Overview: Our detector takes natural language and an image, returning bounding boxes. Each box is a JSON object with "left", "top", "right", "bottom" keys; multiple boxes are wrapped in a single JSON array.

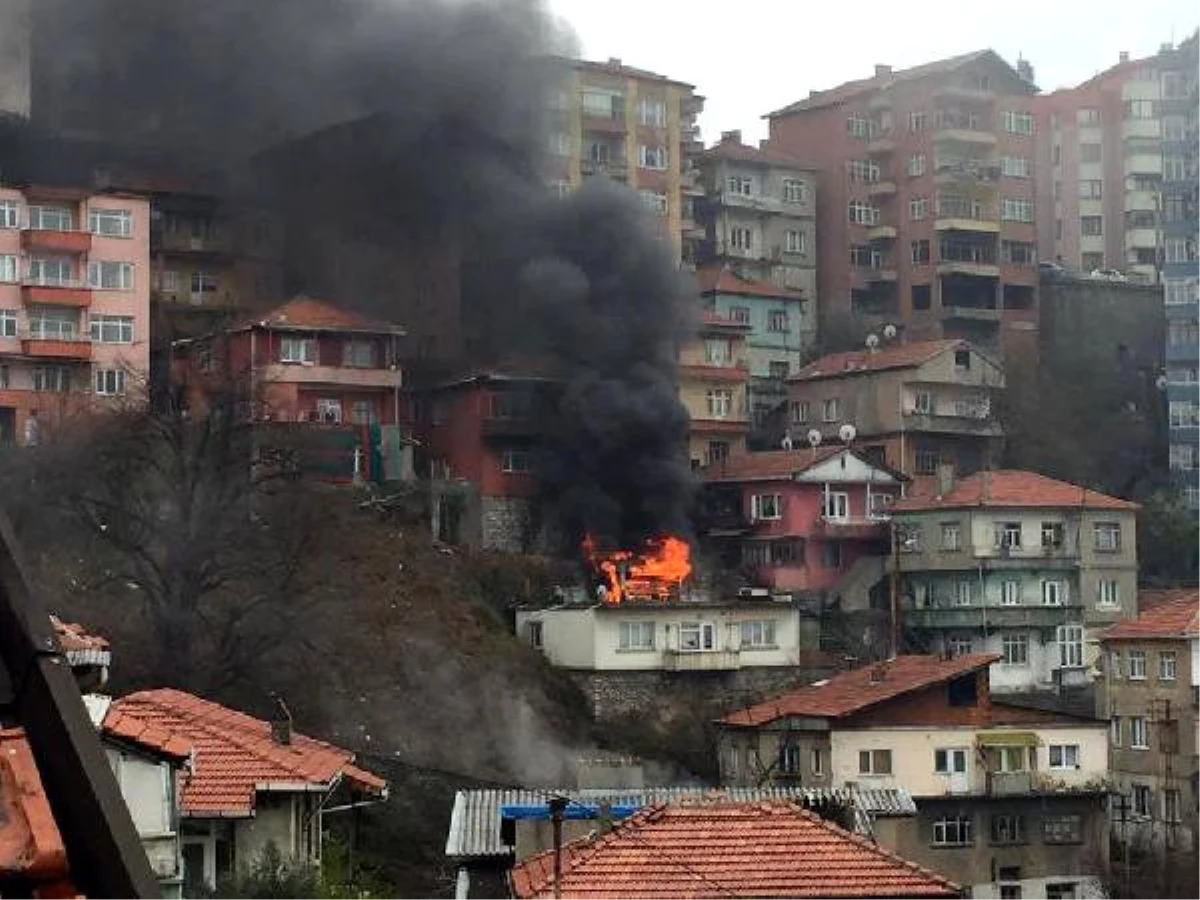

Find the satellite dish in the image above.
[
  {"left": 806, "top": 429, "right": 823, "bottom": 448},
  {"left": 781, "top": 433, "right": 794, "bottom": 450},
  {"left": 882, "top": 323, "right": 897, "bottom": 340},
  {"left": 865, "top": 333, "right": 880, "bottom": 349},
  {"left": 838, "top": 423, "right": 857, "bottom": 444}
]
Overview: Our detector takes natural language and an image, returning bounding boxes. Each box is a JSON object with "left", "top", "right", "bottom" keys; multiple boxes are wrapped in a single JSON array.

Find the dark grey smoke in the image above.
[{"left": 27, "top": 0, "right": 699, "bottom": 549}]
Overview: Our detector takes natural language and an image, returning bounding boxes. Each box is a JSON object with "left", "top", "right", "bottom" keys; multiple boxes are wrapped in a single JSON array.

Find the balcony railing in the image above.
[
  {"left": 21, "top": 229, "right": 92, "bottom": 254},
  {"left": 20, "top": 331, "right": 92, "bottom": 361},
  {"left": 906, "top": 604, "right": 1083, "bottom": 630},
  {"left": 814, "top": 515, "right": 891, "bottom": 538},
  {"left": 986, "top": 771, "right": 1032, "bottom": 796},
  {"left": 662, "top": 649, "right": 741, "bottom": 672}
]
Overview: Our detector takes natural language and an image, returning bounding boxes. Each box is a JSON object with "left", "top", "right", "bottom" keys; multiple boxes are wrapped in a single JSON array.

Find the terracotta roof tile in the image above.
[
  {"left": 702, "top": 137, "right": 815, "bottom": 169},
  {"left": 0, "top": 728, "right": 75, "bottom": 894},
  {"left": 720, "top": 654, "right": 998, "bottom": 726},
  {"left": 705, "top": 446, "right": 852, "bottom": 482},
  {"left": 891, "top": 470, "right": 1138, "bottom": 512},
  {"left": 104, "top": 689, "right": 386, "bottom": 816},
  {"left": 50, "top": 616, "right": 109, "bottom": 655},
  {"left": 792, "top": 339, "right": 965, "bottom": 382},
  {"left": 235, "top": 296, "right": 405, "bottom": 335},
  {"left": 1105, "top": 592, "right": 1199, "bottom": 640},
  {"left": 510, "top": 801, "right": 960, "bottom": 898},
  {"left": 697, "top": 265, "right": 805, "bottom": 301}
]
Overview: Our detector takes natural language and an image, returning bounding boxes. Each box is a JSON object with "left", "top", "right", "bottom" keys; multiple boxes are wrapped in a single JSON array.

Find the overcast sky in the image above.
[{"left": 547, "top": 0, "right": 1198, "bottom": 145}]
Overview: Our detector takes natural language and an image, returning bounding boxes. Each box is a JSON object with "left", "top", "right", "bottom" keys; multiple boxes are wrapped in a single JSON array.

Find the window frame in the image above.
[
  {"left": 750, "top": 493, "right": 782, "bottom": 521},
  {"left": 931, "top": 815, "right": 972, "bottom": 847},
  {"left": 617, "top": 621, "right": 656, "bottom": 651}
]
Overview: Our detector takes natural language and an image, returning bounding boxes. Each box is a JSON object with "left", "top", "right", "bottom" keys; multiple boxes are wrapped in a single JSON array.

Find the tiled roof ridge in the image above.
[
  {"left": 1105, "top": 592, "right": 1200, "bottom": 639},
  {"left": 794, "top": 339, "right": 964, "bottom": 379}
]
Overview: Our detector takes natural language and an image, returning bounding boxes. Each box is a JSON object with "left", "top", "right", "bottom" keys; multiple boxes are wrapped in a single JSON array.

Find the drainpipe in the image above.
[{"left": 549, "top": 796, "right": 568, "bottom": 900}]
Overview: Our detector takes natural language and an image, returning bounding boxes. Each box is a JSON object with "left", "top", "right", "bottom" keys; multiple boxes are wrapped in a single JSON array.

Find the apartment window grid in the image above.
[
  {"left": 93, "top": 369, "right": 127, "bottom": 397},
  {"left": 1043, "top": 815, "right": 1083, "bottom": 844},
  {"left": 1168, "top": 400, "right": 1200, "bottom": 429},
  {"left": 1000, "top": 156, "right": 1031, "bottom": 178},
  {"left": 1042, "top": 580, "right": 1066, "bottom": 606},
  {"left": 33, "top": 366, "right": 70, "bottom": 392},
  {"left": 848, "top": 201, "right": 879, "bottom": 225},
  {"left": 1129, "top": 650, "right": 1147, "bottom": 680},
  {"left": 279, "top": 337, "right": 317, "bottom": 365},
  {"left": 727, "top": 175, "right": 754, "bottom": 196},
  {"left": 0, "top": 254, "right": 15, "bottom": 283},
  {"left": 0, "top": 310, "right": 15, "bottom": 338},
  {"left": 0, "top": 201, "right": 18, "bottom": 228},
  {"left": 846, "top": 116, "right": 872, "bottom": 138},
  {"left": 1000, "top": 580, "right": 1021, "bottom": 606},
  {"left": 940, "top": 523, "right": 960, "bottom": 551},
  {"left": 1001, "top": 110, "right": 1035, "bottom": 135},
  {"left": 931, "top": 816, "right": 972, "bottom": 846},
  {"left": 910, "top": 239, "right": 931, "bottom": 264},
  {"left": 822, "top": 398, "right": 839, "bottom": 422},
  {"left": 822, "top": 491, "right": 849, "bottom": 521},
  {"left": 782, "top": 179, "right": 808, "bottom": 203},
  {"left": 790, "top": 401, "right": 809, "bottom": 425},
  {"left": 784, "top": 230, "right": 805, "bottom": 254},
  {"left": 342, "top": 341, "right": 378, "bottom": 368},
  {"left": 28, "top": 205, "right": 73, "bottom": 231},
  {"left": 858, "top": 749, "right": 892, "bottom": 775},
  {"left": 750, "top": 493, "right": 782, "bottom": 521},
  {"left": 88, "top": 208, "right": 132, "bottom": 237},
  {"left": 907, "top": 154, "right": 926, "bottom": 177},
  {"left": 1110, "top": 716, "right": 1122, "bottom": 746},
  {"left": 990, "top": 814, "right": 1025, "bottom": 845},
  {"left": 1094, "top": 522, "right": 1121, "bottom": 552},
  {"left": 909, "top": 197, "right": 928, "bottom": 220},
  {"left": 1130, "top": 717, "right": 1149, "bottom": 749},
  {"left": 90, "top": 315, "right": 133, "bottom": 344},
  {"left": 729, "top": 227, "right": 753, "bottom": 252},
  {"left": 349, "top": 400, "right": 377, "bottom": 425},
  {"left": 1132, "top": 783, "right": 1151, "bottom": 816},
  {"left": 1165, "top": 278, "right": 1199, "bottom": 305},
  {"left": 500, "top": 449, "right": 531, "bottom": 474},
  {"left": 1057, "top": 625, "right": 1084, "bottom": 668},
  {"left": 1001, "top": 197, "right": 1034, "bottom": 222},
  {"left": 638, "top": 145, "right": 668, "bottom": 170},
  {"left": 705, "top": 388, "right": 733, "bottom": 419},
  {"left": 1049, "top": 744, "right": 1080, "bottom": 769},
  {"left": 1097, "top": 579, "right": 1120, "bottom": 607},
  {"left": 1001, "top": 633, "right": 1029, "bottom": 665},
  {"left": 994, "top": 522, "right": 1022, "bottom": 549},
  {"left": 767, "top": 310, "right": 789, "bottom": 332},
  {"left": 1159, "top": 651, "right": 1177, "bottom": 681},
  {"left": 618, "top": 621, "right": 655, "bottom": 651},
  {"left": 739, "top": 620, "right": 776, "bottom": 648},
  {"left": 909, "top": 111, "right": 927, "bottom": 132}
]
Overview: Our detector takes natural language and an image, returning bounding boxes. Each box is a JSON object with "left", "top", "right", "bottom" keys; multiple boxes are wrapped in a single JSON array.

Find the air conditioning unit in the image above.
[
  {"left": 737, "top": 587, "right": 770, "bottom": 599},
  {"left": 772, "top": 593, "right": 794, "bottom": 603}
]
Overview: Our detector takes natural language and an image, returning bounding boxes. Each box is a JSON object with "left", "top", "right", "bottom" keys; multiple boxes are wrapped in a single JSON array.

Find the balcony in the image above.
[
  {"left": 20, "top": 229, "right": 92, "bottom": 254},
  {"left": 934, "top": 128, "right": 997, "bottom": 146},
  {"left": 941, "top": 305, "right": 1001, "bottom": 322},
  {"left": 580, "top": 111, "right": 627, "bottom": 134},
  {"left": 21, "top": 284, "right": 93, "bottom": 307},
  {"left": 934, "top": 163, "right": 1001, "bottom": 187},
  {"left": 906, "top": 604, "right": 1083, "bottom": 630},
  {"left": 21, "top": 335, "right": 92, "bottom": 361},
  {"left": 867, "top": 135, "right": 895, "bottom": 155},
  {"left": 1124, "top": 190, "right": 1159, "bottom": 212},
  {"left": 1122, "top": 119, "right": 1162, "bottom": 141},
  {"left": 720, "top": 192, "right": 783, "bottom": 213},
  {"left": 934, "top": 216, "right": 999, "bottom": 234},
  {"left": 866, "top": 224, "right": 897, "bottom": 241},
  {"left": 868, "top": 181, "right": 897, "bottom": 198},
  {"left": 1124, "top": 227, "right": 1158, "bottom": 250},
  {"left": 868, "top": 268, "right": 898, "bottom": 283},
  {"left": 662, "top": 649, "right": 741, "bottom": 672},
  {"left": 937, "top": 261, "right": 999, "bottom": 279},
  {"left": 813, "top": 515, "right": 890, "bottom": 539},
  {"left": 155, "top": 231, "right": 235, "bottom": 257},
  {"left": 987, "top": 771, "right": 1033, "bottom": 797},
  {"left": 581, "top": 157, "right": 628, "bottom": 178},
  {"left": 259, "top": 363, "right": 403, "bottom": 388},
  {"left": 901, "top": 410, "right": 1003, "bottom": 437},
  {"left": 1126, "top": 153, "right": 1163, "bottom": 176}
]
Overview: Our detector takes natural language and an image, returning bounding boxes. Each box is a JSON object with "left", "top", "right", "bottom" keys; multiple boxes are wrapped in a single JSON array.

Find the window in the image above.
[
  {"left": 768, "top": 310, "right": 789, "bottom": 332},
  {"left": 638, "top": 145, "right": 668, "bottom": 170},
  {"left": 954, "top": 581, "right": 972, "bottom": 606},
  {"left": 1091, "top": 580, "right": 1119, "bottom": 609},
  {"left": 858, "top": 749, "right": 892, "bottom": 775},
  {"left": 821, "top": 398, "right": 839, "bottom": 422},
  {"left": 618, "top": 621, "right": 655, "bottom": 651},
  {"left": 349, "top": 400, "right": 377, "bottom": 425},
  {"left": 638, "top": 98, "right": 666, "bottom": 127},
  {"left": 1130, "top": 717, "right": 1149, "bottom": 749},
  {"left": 1165, "top": 237, "right": 1196, "bottom": 264},
  {"left": 547, "top": 132, "right": 569, "bottom": 156},
  {"left": 1132, "top": 783, "right": 1151, "bottom": 816},
  {"left": 931, "top": 816, "right": 972, "bottom": 846},
  {"left": 907, "top": 154, "right": 926, "bottom": 176},
  {"left": 27, "top": 206, "right": 73, "bottom": 231},
  {"left": 0, "top": 255, "right": 16, "bottom": 282},
  {"left": 739, "top": 620, "right": 776, "bottom": 648},
  {"left": 704, "top": 339, "right": 730, "bottom": 365},
  {"left": 1001, "top": 110, "right": 1035, "bottom": 135},
  {"left": 729, "top": 227, "right": 753, "bottom": 251},
  {"left": 990, "top": 814, "right": 1025, "bottom": 844},
  {"left": 912, "top": 284, "right": 931, "bottom": 310},
  {"left": 93, "top": 369, "right": 126, "bottom": 396},
  {"left": 706, "top": 389, "right": 732, "bottom": 419},
  {"left": 89, "top": 315, "right": 133, "bottom": 343},
  {"left": 0, "top": 310, "right": 15, "bottom": 337},
  {"left": 727, "top": 175, "right": 754, "bottom": 196},
  {"left": 1000, "top": 156, "right": 1031, "bottom": 178},
  {"left": 846, "top": 115, "right": 871, "bottom": 138},
  {"left": 28, "top": 257, "right": 74, "bottom": 286},
  {"left": 768, "top": 361, "right": 789, "bottom": 380},
  {"left": 88, "top": 208, "right": 132, "bottom": 237},
  {"left": 778, "top": 743, "right": 801, "bottom": 775},
  {"left": 821, "top": 541, "right": 843, "bottom": 570},
  {"left": 914, "top": 448, "right": 938, "bottom": 475},
  {"left": 315, "top": 398, "right": 342, "bottom": 423},
  {"left": 784, "top": 229, "right": 805, "bottom": 254},
  {"left": 947, "top": 636, "right": 973, "bottom": 657},
  {"left": 1000, "top": 580, "right": 1021, "bottom": 606},
  {"left": 909, "top": 111, "right": 927, "bottom": 132},
  {"left": 1093, "top": 522, "right": 1121, "bottom": 552},
  {"left": 1166, "top": 279, "right": 1199, "bottom": 306},
  {"left": 1110, "top": 716, "right": 1122, "bottom": 746},
  {"left": 790, "top": 401, "right": 809, "bottom": 425},
  {"left": 1080, "top": 216, "right": 1103, "bottom": 237},
  {"left": 909, "top": 197, "right": 928, "bottom": 220},
  {"left": 1129, "top": 650, "right": 1147, "bottom": 680},
  {"left": 811, "top": 748, "right": 824, "bottom": 776},
  {"left": 159, "top": 270, "right": 180, "bottom": 292},
  {"left": 1037, "top": 523, "right": 1063, "bottom": 552},
  {"left": 190, "top": 272, "right": 218, "bottom": 304},
  {"left": 910, "top": 239, "right": 930, "bottom": 264},
  {"left": 342, "top": 340, "right": 377, "bottom": 368},
  {"left": 1043, "top": 814, "right": 1082, "bottom": 844},
  {"left": 34, "top": 366, "right": 70, "bottom": 392},
  {"left": 0, "top": 201, "right": 18, "bottom": 228},
  {"left": 1164, "top": 789, "right": 1181, "bottom": 823},
  {"left": 994, "top": 522, "right": 1022, "bottom": 549},
  {"left": 914, "top": 391, "right": 933, "bottom": 414},
  {"left": 500, "top": 449, "right": 531, "bottom": 474},
  {"left": 750, "top": 494, "right": 781, "bottom": 521},
  {"left": 847, "top": 159, "right": 880, "bottom": 183},
  {"left": 87, "top": 261, "right": 133, "bottom": 290},
  {"left": 822, "top": 491, "right": 849, "bottom": 521},
  {"left": 1169, "top": 400, "right": 1200, "bottom": 428},
  {"left": 934, "top": 748, "right": 967, "bottom": 774},
  {"left": 1048, "top": 743, "right": 1080, "bottom": 770},
  {"left": 1001, "top": 241, "right": 1035, "bottom": 264},
  {"left": 639, "top": 190, "right": 668, "bottom": 215},
  {"left": 848, "top": 201, "right": 878, "bottom": 225},
  {"left": 1001, "top": 633, "right": 1029, "bottom": 665},
  {"left": 28, "top": 308, "right": 77, "bottom": 340},
  {"left": 527, "top": 621, "right": 543, "bottom": 649},
  {"left": 1159, "top": 651, "right": 1177, "bottom": 681},
  {"left": 940, "top": 523, "right": 960, "bottom": 551},
  {"left": 679, "top": 622, "right": 715, "bottom": 651},
  {"left": 1001, "top": 197, "right": 1034, "bottom": 222},
  {"left": 279, "top": 337, "right": 316, "bottom": 364},
  {"left": 1042, "top": 580, "right": 1065, "bottom": 606},
  {"left": 706, "top": 441, "right": 730, "bottom": 466},
  {"left": 729, "top": 306, "right": 750, "bottom": 324},
  {"left": 782, "top": 179, "right": 807, "bottom": 203},
  {"left": 1123, "top": 99, "right": 1157, "bottom": 120}
]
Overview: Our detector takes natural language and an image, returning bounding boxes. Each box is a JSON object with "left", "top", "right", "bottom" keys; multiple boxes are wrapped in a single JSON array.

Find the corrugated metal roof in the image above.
[{"left": 445, "top": 786, "right": 917, "bottom": 859}]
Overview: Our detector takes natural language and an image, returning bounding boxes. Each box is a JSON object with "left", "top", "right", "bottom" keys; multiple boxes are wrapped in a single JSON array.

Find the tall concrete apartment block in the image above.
[
  {"left": 1034, "top": 57, "right": 1145, "bottom": 278},
  {"left": 543, "top": 58, "right": 705, "bottom": 265},
  {"left": 1159, "top": 35, "right": 1199, "bottom": 512},
  {"left": 766, "top": 52, "right": 1041, "bottom": 364},
  {"left": 0, "top": 0, "right": 31, "bottom": 119}
]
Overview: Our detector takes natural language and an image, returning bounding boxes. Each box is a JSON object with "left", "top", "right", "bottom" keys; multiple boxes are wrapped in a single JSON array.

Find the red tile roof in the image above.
[
  {"left": 703, "top": 136, "right": 814, "bottom": 169},
  {"left": 792, "top": 339, "right": 965, "bottom": 382},
  {"left": 768, "top": 50, "right": 1000, "bottom": 116},
  {"left": 705, "top": 446, "right": 879, "bottom": 483},
  {"left": 697, "top": 265, "right": 806, "bottom": 301},
  {"left": 104, "top": 689, "right": 386, "bottom": 816},
  {"left": 1138, "top": 587, "right": 1197, "bottom": 612},
  {"left": 891, "top": 470, "right": 1138, "bottom": 513},
  {"left": 510, "top": 800, "right": 960, "bottom": 899},
  {"left": 1104, "top": 592, "right": 1199, "bottom": 641},
  {"left": 51, "top": 616, "right": 109, "bottom": 658},
  {"left": 236, "top": 296, "right": 405, "bottom": 335},
  {"left": 0, "top": 728, "right": 75, "bottom": 895},
  {"left": 720, "top": 654, "right": 998, "bottom": 726}
]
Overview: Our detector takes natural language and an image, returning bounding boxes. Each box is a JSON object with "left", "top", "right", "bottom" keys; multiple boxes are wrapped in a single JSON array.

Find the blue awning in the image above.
[{"left": 500, "top": 803, "right": 640, "bottom": 821}]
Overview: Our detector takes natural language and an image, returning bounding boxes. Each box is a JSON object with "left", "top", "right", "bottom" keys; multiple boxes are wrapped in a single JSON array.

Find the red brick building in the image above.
[{"left": 765, "top": 51, "right": 1040, "bottom": 363}]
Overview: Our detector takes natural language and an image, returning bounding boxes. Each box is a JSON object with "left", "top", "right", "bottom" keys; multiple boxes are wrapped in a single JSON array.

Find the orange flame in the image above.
[{"left": 582, "top": 534, "right": 692, "bottom": 604}]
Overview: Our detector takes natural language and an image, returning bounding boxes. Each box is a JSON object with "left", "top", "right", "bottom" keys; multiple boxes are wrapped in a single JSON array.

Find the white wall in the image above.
[
  {"left": 972, "top": 875, "right": 1104, "bottom": 899},
  {"left": 517, "top": 607, "right": 598, "bottom": 668},
  {"left": 105, "top": 746, "right": 181, "bottom": 886}
]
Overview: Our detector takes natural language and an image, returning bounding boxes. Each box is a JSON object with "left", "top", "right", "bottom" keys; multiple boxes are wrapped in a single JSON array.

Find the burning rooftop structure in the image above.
[{"left": 582, "top": 535, "right": 692, "bottom": 604}]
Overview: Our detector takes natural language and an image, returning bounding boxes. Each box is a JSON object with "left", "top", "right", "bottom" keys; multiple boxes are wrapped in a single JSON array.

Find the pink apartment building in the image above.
[
  {"left": 0, "top": 185, "right": 151, "bottom": 445},
  {"left": 703, "top": 445, "right": 906, "bottom": 595}
]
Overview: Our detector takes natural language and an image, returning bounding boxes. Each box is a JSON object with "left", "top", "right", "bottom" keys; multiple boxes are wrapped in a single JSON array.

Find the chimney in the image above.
[
  {"left": 606, "top": 57, "right": 622, "bottom": 70},
  {"left": 1119, "top": 51, "right": 1130, "bottom": 63},
  {"left": 1016, "top": 57, "right": 1034, "bottom": 83},
  {"left": 869, "top": 663, "right": 887, "bottom": 684},
  {"left": 874, "top": 64, "right": 892, "bottom": 77},
  {"left": 936, "top": 462, "right": 955, "bottom": 498},
  {"left": 721, "top": 129, "right": 742, "bottom": 144},
  {"left": 269, "top": 696, "right": 293, "bottom": 746}
]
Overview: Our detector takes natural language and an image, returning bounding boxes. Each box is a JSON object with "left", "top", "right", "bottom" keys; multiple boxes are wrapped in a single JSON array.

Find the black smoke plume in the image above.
[{"left": 24, "top": 0, "right": 699, "bottom": 548}]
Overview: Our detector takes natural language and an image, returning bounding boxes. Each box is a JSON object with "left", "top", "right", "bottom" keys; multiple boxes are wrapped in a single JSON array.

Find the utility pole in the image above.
[
  {"left": 549, "top": 796, "right": 568, "bottom": 900},
  {"left": 889, "top": 522, "right": 901, "bottom": 658},
  {"left": 1114, "top": 792, "right": 1132, "bottom": 899}
]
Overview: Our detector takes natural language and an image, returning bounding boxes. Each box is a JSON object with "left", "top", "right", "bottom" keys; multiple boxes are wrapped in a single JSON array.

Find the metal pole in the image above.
[
  {"left": 549, "top": 796, "right": 568, "bottom": 900},
  {"left": 890, "top": 523, "right": 900, "bottom": 658}
]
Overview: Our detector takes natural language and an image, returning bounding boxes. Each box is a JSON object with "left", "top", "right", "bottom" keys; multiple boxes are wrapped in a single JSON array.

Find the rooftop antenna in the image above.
[
  {"left": 882, "top": 323, "right": 897, "bottom": 342},
  {"left": 806, "top": 428, "right": 822, "bottom": 463},
  {"left": 865, "top": 333, "right": 880, "bottom": 354}
]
